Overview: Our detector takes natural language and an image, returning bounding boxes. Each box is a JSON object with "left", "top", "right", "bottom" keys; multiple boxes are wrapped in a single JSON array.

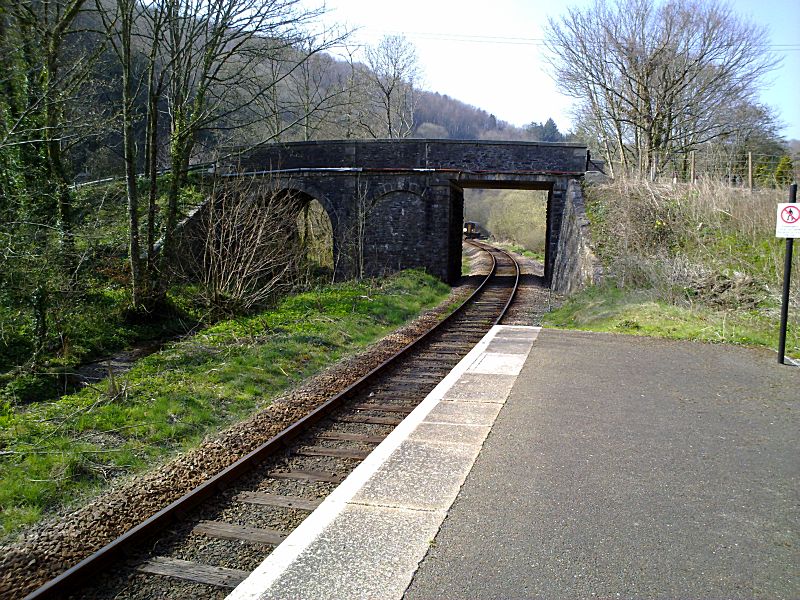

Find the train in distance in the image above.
[{"left": 463, "top": 221, "right": 489, "bottom": 240}]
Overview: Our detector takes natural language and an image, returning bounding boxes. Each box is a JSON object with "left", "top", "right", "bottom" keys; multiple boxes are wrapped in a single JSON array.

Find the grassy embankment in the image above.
[
  {"left": 0, "top": 270, "right": 451, "bottom": 538},
  {"left": 543, "top": 179, "right": 800, "bottom": 359}
]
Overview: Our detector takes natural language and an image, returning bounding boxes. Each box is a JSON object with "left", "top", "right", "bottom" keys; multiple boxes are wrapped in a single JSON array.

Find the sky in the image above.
[{"left": 304, "top": 0, "right": 800, "bottom": 140}]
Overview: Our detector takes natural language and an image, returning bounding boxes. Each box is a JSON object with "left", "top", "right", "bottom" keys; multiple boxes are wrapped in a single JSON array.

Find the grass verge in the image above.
[
  {"left": 544, "top": 284, "right": 799, "bottom": 359},
  {"left": 0, "top": 269, "right": 450, "bottom": 538},
  {"left": 492, "top": 240, "right": 545, "bottom": 264}
]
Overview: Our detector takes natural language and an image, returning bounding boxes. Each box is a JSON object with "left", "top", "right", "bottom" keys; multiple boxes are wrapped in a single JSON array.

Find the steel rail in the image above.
[
  {"left": 23, "top": 244, "right": 519, "bottom": 600},
  {"left": 463, "top": 239, "right": 519, "bottom": 326},
  {"left": 491, "top": 244, "right": 521, "bottom": 325}
]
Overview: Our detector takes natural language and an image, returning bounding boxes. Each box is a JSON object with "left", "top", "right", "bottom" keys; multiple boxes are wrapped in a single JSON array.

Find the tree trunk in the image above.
[
  {"left": 45, "top": 91, "right": 76, "bottom": 282},
  {"left": 158, "top": 126, "right": 190, "bottom": 290},
  {"left": 120, "top": 9, "right": 143, "bottom": 307},
  {"left": 146, "top": 94, "right": 159, "bottom": 284}
]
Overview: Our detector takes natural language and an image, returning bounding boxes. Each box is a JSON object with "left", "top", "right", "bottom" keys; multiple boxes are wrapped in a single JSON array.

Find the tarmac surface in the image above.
[{"left": 228, "top": 327, "right": 799, "bottom": 600}]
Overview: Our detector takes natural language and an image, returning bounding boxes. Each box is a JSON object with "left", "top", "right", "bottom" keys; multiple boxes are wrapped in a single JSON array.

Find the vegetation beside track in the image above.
[
  {"left": 0, "top": 269, "right": 450, "bottom": 539},
  {"left": 492, "top": 241, "right": 545, "bottom": 265},
  {"left": 465, "top": 189, "right": 548, "bottom": 260},
  {"left": 0, "top": 178, "right": 209, "bottom": 405},
  {"left": 543, "top": 179, "right": 800, "bottom": 360}
]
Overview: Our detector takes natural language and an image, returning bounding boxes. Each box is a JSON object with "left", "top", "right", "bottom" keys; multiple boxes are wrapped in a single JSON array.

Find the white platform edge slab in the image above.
[{"left": 226, "top": 325, "right": 541, "bottom": 600}]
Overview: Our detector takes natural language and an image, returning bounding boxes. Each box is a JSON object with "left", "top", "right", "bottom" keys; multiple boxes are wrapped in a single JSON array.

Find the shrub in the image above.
[{"left": 585, "top": 177, "right": 799, "bottom": 309}]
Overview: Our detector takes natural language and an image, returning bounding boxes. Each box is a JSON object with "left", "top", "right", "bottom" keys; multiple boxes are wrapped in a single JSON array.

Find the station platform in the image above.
[{"left": 227, "top": 327, "right": 799, "bottom": 600}]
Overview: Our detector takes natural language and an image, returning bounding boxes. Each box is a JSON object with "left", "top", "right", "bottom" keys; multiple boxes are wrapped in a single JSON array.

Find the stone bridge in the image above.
[{"left": 225, "top": 139, "right": 593, "bottom": 285}]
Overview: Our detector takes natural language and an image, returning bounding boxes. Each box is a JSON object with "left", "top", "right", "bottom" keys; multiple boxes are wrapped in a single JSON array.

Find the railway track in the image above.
[{"left": 24, "top": 241, "right": 521, "bottom": 600}]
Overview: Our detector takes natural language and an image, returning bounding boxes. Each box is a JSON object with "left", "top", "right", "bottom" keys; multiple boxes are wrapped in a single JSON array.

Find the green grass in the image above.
[
  {"left": 0, "top": 269, "right": 450, "bottom": 538},
  {"left": 462, "top": 252, "right": 472, "bottom": 276},
  {"left": 0, "top": 286, "right": 198, "bottom": 404},
  {"left": 493, "top": 241, "right": 545, "bottom": 264},
  {"left": 544, "top": 284, "right": 799, "bottom": 358},
  {"left": 1, "top": 176, "right": 210, "bottom": 403}
]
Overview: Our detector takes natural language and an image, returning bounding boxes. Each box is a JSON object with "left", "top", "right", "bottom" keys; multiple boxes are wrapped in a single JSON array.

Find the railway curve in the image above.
[{"left": 18, "top": 242, "right": 523, "bottom": 600}]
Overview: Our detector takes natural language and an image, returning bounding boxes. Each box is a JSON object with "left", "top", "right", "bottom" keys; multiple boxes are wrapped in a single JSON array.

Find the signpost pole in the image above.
[{"left": 778, "top": 182, "right": 798, "bottom": 364}]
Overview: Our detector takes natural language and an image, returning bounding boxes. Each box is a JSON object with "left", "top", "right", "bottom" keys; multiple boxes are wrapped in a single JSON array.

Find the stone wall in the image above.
[
  {"left": 551, "top": 180, "right": 602, "bottom": 294},
  {"left": 273, "top": 171, "right": 456, "bottom": 282},
  {"left": 236, "top": 139, "right": 589, "bottom": 175}
]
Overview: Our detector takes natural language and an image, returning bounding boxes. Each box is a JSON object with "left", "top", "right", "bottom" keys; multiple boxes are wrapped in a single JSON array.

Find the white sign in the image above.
[{"left": 776, "top": 203, "right": 800, "bottom": 238}]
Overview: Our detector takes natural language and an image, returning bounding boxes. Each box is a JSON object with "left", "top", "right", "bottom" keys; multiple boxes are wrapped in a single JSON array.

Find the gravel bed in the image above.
[
  {"left": 254, "top": 477, "right": 339, "bottom": 498},
  {"left": 282, "top": 453, "right": 350, "bottom": 472},
  {"left": 0, "top": 244, "right": 536, "bottom": 600},
  {"left": 167, "top": 534, "right": 270, "bottom": 571},
  {"left": 325, "top": 421, "right": 394, "bottom": 435},
  {"left": 500, "top": 251, "right": 564, "bottom": 326},
  {"left": 215, "top": 501, "right": 312, "bottom": 532},
  {"left": 71, "top": 570, "right": 229, "bottom": 600},
  {"left": 307, "top": 439, "right": 376, "bottom": 452}
]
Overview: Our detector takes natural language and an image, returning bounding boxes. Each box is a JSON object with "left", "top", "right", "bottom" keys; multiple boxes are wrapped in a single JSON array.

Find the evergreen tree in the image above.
[
  {"left": 774, "top": 155, "right": 795, "bottom": 186},
  {"left": 541, "top": 118, "right": 563, "bottom": 142}
]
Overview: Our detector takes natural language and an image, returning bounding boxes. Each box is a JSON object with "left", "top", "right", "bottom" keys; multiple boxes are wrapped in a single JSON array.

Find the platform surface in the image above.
[
  {"left": 228, "top": 328, "right": 799, "bottom": 600},
  {"left": 405, "top": 329, "right": 799, "bottom": 599}
]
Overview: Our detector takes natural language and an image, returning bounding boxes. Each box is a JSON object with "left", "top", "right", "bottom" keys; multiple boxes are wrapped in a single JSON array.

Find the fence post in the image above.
[
  {"left": 690, "top": 151, "right": 695, "bottom": 184},
  {"left": 748, "top": 152, "right": 753, "bottom": 192}
]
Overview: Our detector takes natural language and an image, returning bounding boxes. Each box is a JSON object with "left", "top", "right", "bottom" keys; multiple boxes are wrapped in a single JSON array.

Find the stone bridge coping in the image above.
[
  {"left": 228, "top": 139, "right": 590, "bottom": 177},
  {"left": 218, "top": 167, "right": 587, "bottom": 177}
]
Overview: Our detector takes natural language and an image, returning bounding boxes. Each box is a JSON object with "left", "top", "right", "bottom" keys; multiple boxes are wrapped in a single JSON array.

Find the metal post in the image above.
[
  {"left": 748, "top": 152, "right": 753, "bottom": 192},
  {"left": 690, "top": 151, "right": 695, "bottom": 184},
  {"left": 778, "top": 182, "right": 798, "bottom": 364}
]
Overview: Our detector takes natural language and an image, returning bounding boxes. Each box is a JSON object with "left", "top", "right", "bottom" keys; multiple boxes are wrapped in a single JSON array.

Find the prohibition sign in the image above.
[{"left": 781, "top": 205, "right": 799, "bottom": 224}]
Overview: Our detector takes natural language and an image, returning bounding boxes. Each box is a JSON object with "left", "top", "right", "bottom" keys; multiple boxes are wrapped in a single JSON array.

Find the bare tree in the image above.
[
  {"left": 192, "top": 177, "right": 305, "bottom": 312},
  {"left": 147, "top": 0, "right": 341, "bottom": 288},
  {"left": 342, "top": 176, "right": 381, "bottom": 279},
  {"left": 286, "top": 39, "right": 354, "bottom": 141},
  {"left": 363, "top": 34, "right": 419, "bottom": 138},
  {"left": 325, "top": 43, "right": 372, "bottom": 139},
  {"left": 95, "top": 0, "right": 147, "bottom": 305},
  {"left": 95, "top": 0, "right": 348, "bottom": 302},
  {"left": 545, "top": 0, "right": 780, "bottom": 178}
]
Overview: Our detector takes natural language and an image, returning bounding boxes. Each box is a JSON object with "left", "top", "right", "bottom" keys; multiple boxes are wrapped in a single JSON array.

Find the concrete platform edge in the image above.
[{"left": 226, "top": 325, "right": 540, "bottom": 600}]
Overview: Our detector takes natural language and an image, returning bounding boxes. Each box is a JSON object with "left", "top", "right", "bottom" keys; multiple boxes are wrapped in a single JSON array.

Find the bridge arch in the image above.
[
  {"left": 363, "top": 188, "right": 428, "bottom": 277},
  {"left": 271, "top": 182, "right": 338, "bottom": 229}
]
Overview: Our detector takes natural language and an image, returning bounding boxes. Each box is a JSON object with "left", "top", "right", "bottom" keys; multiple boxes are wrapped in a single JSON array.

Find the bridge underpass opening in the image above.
[
  {"left": 293, "top": 195, "right": 334, "bottom": 280},
  {"left": 462, "top": 184, "right": 552, "bottom": 280}
]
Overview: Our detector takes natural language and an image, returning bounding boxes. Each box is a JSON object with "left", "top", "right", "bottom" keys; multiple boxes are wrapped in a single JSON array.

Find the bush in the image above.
[
  {"left": 547, "top": 177, "right": 800, "bottom": 357},
  {"left": 585, "top": 178, "right": 799, "bottom": 308}
]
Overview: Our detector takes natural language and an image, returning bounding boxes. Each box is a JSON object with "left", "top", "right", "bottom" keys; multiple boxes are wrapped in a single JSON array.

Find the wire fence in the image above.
[
  {"left": 682, "top": 151, "right": 795, "bottom": 187},
  {"left": 601, "top": 150, "right": 799, "bottom": 188}
]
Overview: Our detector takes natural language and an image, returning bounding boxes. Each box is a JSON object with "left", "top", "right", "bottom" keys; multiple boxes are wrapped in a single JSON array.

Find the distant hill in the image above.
[
  {"left": 413, "top": 91, "right": 571, "bottom": 143},
  {"left": 61, "top": 7, "right": 574, "bottom": 179}
]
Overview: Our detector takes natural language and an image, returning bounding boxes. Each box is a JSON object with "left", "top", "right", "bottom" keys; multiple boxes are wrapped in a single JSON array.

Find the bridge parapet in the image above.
[{"left": 232, "top": 139, "right": 588, "bottom": 176}]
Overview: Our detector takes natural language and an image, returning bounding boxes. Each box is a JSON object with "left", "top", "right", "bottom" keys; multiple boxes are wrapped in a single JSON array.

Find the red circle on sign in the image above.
[{"left": 781, "top": 206, "right": 799, "bottom": 224}]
